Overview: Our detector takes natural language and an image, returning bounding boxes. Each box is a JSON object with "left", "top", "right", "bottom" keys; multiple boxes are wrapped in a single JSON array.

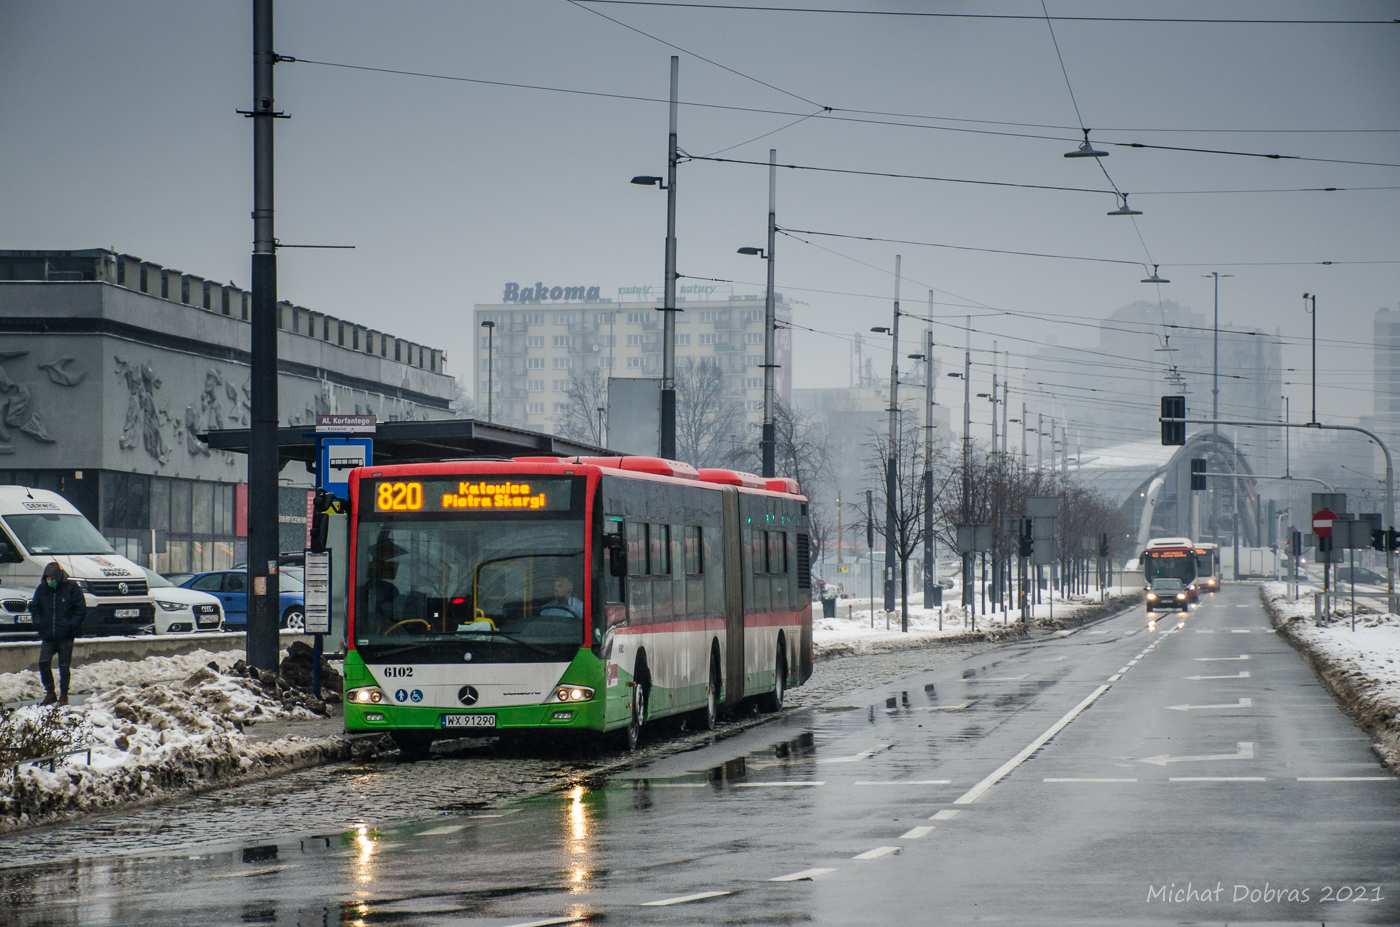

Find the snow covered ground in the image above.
[
  {"left": 1259, "top": 582, "right": 1400, "bottom": 771},
  {"left": 1, "top": 655, "right": 347, "bottom": 832},
  {"left": 0, "top": 648, "right": 248, "bottom": 704}
]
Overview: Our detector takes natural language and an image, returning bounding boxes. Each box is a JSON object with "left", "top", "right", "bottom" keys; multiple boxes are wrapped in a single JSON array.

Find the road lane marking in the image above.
[
  {"left": 732, "top": 781, "right": 824, "bottom": 787},
  {"left": 1170, "top": 777, "right": 1266, "bottom": 782},
  {"left": 1165, "top": 698, "right": 1253, "bottom": 711},
  {"left": 1086, "top": 630, "right": 1111, "bottom": 634},
  {"left": 852, "top": 846, "right": 902, "bottom": 860},
  {"left": 770, "top": 868, "right": 837, "bottom": 882},
  {"left": 1184, "top": 671, "right": 1251, "bottom": 680},
  {"left": 1195, "top": 629, "right": 1215, "bottom": 633},
  {"left": 930, "top": 810, "right": 960, "bottom": 820},
  {"left": 1195, "top": 655, "right": 1249, "bottom": 662},
  {"left": 819, "top": 744, "right": 893, "bottom": 763},
  {"left": 953, "top": 684, "right": 1112, "bottom": 805},
  {"left": 642, "top": 891, "right": 731, "bottom": 906},
  {"left": 907, "top": 701, "right": 975, "bottom": 712},
  {"left": 1139, "top": 742, "right": 1255, "bottom": 767},
  {"left": 1107, "top": 674, "right": 1123, "bottom": 681},
  {"left": 639, "top": 782, "right": 709, "bottom": 787},
  {"left": 972, "top": 674, "right": 1030, "bottom": 681},
  {"left": 1296, "top": 776, "right": 1395, "bottom": 782},
  {"left": 416, "top": 825, "right": 466, "bottom": 835},
  {"left": 854, "top": 780, "right": 951, "bottom": 786},
  {"left": 503, "top": 918, "right": 588, "bottom": 927},
  {"left": 1231, "top": 629, "right": 1251, "bottom": 633},
  {"left": 1043, "top": 778, "right": 1137, "bottom": 782},
  {"left": 900, "top": 826, "right": 936, "bottom": 839}
]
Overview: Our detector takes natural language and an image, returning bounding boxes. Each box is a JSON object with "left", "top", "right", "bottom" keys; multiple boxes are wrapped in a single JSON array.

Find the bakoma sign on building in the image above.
[
  {"left": 502, "top": 282, "right": 602, "bottom": 302},
  {"left": 501, "top": 282, "right": 722, "bottom": 302}
]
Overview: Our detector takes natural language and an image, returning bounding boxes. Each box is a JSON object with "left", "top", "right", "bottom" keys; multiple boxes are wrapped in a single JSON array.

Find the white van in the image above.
[{"left": 0, "top": 486, "right": 155, "bottom": 636}]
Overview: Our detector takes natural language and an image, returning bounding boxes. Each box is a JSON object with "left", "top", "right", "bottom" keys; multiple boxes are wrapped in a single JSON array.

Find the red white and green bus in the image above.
[{"left": 341, "top": 456, "right": 813, "bottom": 757}]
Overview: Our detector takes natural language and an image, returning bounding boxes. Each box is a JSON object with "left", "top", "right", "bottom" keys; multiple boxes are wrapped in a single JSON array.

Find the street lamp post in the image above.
[
  {"left": 1303, "top": 293, "right": 1317, "bottom": 424},
  {"left": 736, "top": 149, "right": 778, "bottom": 478},
  {"left": 480, "top": 320, "right": 496, "bottom": 423},
  {"left": 630, "top": 55, "right": 680, "bottom": 459},
  {"left": 908, "top": 318, "right": 936, "bottom": 609}
]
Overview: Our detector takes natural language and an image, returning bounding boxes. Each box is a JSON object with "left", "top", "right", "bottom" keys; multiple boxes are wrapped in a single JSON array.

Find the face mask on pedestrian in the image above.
[{"left": 45, "top": 578, "right": 58, "bottom": 589}]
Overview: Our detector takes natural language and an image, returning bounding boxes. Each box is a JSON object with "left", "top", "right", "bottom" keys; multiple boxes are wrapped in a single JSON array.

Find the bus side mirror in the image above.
[{"left": 606, "top": 534, "right": 627, "bottom": 577}]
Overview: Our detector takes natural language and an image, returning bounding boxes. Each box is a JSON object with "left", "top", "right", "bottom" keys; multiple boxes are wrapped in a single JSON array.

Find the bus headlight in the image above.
[
  {"left": 547, "top": 685, "right": 595, "bottom": 703},
  {"left": 347, "top": 686, "right": 387, "bottom": 705}
]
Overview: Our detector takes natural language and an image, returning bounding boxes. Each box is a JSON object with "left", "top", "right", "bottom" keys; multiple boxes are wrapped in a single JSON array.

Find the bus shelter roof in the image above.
[{"left": 199, "top": 418, "right": 614, "bottom": 466}]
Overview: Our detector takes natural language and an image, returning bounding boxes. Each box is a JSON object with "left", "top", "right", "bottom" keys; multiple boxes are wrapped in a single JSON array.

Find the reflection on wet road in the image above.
[{"left": 4, "top": 586, "right": 1399, "bottom": 925}]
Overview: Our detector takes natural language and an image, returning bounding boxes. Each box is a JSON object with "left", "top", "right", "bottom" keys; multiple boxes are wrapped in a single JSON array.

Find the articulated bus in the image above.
[
  {"left": 1194, "top": 542, "right": 1222, "bottom": 591},
  {"left": 1142, "top": 537, "right": 1200, "bottom": 601},
  {"left": 341, "top": 456, "right": 812, "bottom": 757}
]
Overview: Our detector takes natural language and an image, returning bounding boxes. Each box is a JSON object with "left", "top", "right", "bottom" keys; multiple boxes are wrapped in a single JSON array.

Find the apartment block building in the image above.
[{"left": 474, "top": 281, "right": 794, "bottom": 435}]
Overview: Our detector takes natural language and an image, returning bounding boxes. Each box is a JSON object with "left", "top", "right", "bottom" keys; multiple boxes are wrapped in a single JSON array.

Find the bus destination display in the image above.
[{"left": 373, "top": 478, "right": 572, "bottom": 513}]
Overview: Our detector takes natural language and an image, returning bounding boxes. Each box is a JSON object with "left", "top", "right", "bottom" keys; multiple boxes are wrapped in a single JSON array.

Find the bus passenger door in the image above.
[{"left": 720, "top": 486, "right": 745, "bottom": 708}]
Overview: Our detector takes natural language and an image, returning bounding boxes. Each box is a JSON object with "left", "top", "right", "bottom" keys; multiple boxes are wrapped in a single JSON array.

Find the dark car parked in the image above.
[
  {"left": 178, "top": 569, "right": 306, "bottom": 630},
  {"left": 1334, "top": 566, "right": 1386, "bottom": 586}
]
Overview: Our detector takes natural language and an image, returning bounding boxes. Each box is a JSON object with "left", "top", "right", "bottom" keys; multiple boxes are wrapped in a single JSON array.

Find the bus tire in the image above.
[
  {"left": 627, "top": 656, "right": 649, "bottom": 752},
  {"left": 391, "top": 730, "right": 435, "bottom": 762},
  {"left": 759, "top": 640, "right": 786, "bottom": 713},
  {"left": 704, "top": 648, "right": 721, "bottom": 731}
]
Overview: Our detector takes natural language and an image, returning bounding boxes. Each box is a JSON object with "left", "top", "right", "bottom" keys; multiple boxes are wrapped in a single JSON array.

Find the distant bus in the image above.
[
  {"left": 1194, "top": 543, "right": 1222, "bottom": 591},
  {"left": 1142, "top": 537, "right": 1199, "bottom": 600},
  {"left": 341, "top": 456, "right": 813, "bottom": 758}
]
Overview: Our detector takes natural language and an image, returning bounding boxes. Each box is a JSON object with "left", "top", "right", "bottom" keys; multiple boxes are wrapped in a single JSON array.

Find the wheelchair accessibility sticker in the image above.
[{"left": 411, "top": 689, "right": 424, "bottom": 703}]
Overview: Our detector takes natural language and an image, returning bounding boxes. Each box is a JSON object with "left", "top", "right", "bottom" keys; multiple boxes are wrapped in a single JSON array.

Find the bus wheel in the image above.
[
  {"left": 392, "top": 730, "right": 434, "bottom": 762},
  {"left": 627, "top": 658, "right": 649, "bottom": 751},
  {"left": 759, "top": 646, "right": 786, "bottom": 712},
  {"left": 704, "top": 651, "right": 720, "bottom": 731}
]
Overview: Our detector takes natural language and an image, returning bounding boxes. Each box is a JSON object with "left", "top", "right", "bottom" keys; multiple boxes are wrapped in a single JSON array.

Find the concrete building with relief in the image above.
[{"left": 0, "top": 248, "right": 453, "bottom": 572}]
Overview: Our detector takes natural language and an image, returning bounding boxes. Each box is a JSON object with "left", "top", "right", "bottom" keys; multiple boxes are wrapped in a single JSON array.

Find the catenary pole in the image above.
[
  {"left": 923, "top": 304, "right": 935, "bottom": 609},
  {"left": 246, "top": 0, "right": 280, "bottom": 672},
  {"left": 885, "top": 257, "right": 901, "bottom": 623},
  {"left": 660, "top": 56, "right": 678, "bottom": 459},
  {"left": 962, "top": 316, "right": 972, "bottom": 610},
  {"left": 761, "top": 148, "right": 777, "bottom": 478}
]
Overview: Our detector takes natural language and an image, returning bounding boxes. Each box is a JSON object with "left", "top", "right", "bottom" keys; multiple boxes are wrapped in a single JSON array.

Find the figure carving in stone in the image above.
[
  {"left": 0, "top": 351, "right": 56, "bottom": 446},
  {"left": 38, "top": 357, "right": 86, "bottom": 386}
]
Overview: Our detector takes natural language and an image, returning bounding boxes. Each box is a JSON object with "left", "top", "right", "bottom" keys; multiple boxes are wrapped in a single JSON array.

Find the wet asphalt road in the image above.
[{"left": 3, "top": 585, "right": 1399, "bottom": 926}]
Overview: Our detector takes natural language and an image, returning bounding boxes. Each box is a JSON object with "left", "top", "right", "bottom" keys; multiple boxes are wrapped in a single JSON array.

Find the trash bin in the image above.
[{"left": 822, "top": 596, "right": 837, "bottom": 618}]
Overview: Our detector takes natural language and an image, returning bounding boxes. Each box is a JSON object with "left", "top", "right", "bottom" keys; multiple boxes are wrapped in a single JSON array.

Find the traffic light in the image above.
[
  {"left": 1190, "top": 458, "right": 1207, "bottom": 491},
  {"left": 1290, "top": 529, "right": 1302, "bottom": 557},
  {"left": 1019, "top": 534, "right": 1034, "bottom": 558},
  {"left": 1160, "top": 395, "right": 1186, "bottom": 446},
  {"left": 1375, "top": 528, "right": 1400, "bottom": 553},
  {"left": 1098, "top": 532, "right": 1109, "bottom": 558},
  {"left": 309, "top": 489, "right": 340, "bottom": 553}
]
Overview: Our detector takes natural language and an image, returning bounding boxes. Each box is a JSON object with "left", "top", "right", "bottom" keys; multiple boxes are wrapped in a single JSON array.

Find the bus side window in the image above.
[
  {"left": 684, "top": 525, "right": 703, "bottom": 575},
  {"left": 627, "top": 522, "right": 645, "bottom": 575}
]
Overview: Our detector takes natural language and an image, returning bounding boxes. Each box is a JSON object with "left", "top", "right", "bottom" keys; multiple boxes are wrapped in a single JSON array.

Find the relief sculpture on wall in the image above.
[
  {"left": 115, "top": 356, "right": 170, "bottom": 464},
  {"left": 0, "top": 350, "right": 57, "bottom": 453}
]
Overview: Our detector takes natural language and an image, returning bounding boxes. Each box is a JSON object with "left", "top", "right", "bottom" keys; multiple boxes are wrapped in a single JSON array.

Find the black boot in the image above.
[{"left": 40, "top": 691, "right": 57, "bottom": 706}]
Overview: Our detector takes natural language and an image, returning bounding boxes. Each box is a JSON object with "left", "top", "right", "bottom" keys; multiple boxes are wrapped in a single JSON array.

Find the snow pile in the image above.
[
  {"left": 0, "top": 662, "right": 349, "bottom": 832},
  {"left": 0, "top": 648, "right": 246, "bottom": 704},
  {"left": 1260, "top": 582, "right": 1400, "bottom": 771}
]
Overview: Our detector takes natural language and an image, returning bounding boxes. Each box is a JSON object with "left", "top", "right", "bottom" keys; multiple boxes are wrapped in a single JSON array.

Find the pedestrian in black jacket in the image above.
[{"left": 30, "top": 562, "right": 86, "bottom": 706}]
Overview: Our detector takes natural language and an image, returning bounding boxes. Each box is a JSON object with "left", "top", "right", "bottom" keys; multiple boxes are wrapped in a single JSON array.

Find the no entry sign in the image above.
[{"left": 1312, "top": 508, "right": 1335, "bottom": 538}]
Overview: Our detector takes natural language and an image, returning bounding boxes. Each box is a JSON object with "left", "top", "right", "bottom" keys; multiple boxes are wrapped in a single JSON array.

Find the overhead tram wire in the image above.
[
  {"left": 284, "top": 59, "right": 1400, "bottom": 170},
  {"left": 573, "top": 2, "right": 1400, "bottom": 26}
]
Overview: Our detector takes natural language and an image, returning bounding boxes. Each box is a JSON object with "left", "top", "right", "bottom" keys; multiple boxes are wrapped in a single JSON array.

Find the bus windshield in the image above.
[
  {"left": 354, "top": 518, "right": 585, "bottom": 653},
  {"left": 1143, "top": 549, "right": 1196, "bottom": 585},
  {"left": 1195, "top": 550, "right": 1216, "bottom": 575}
]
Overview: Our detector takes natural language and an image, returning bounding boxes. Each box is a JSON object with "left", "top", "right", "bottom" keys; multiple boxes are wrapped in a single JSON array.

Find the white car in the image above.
[
  {"left": 143, "top": 568, "right": 224, "bottom": 634},
  {"left": 0, "top": 584, "right": 33, "bottom": 634}
]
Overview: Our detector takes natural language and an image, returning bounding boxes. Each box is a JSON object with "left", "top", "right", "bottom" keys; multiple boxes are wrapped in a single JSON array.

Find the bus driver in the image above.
[{"left": 541, "top": 575, "right": 583, "bottom": 618}]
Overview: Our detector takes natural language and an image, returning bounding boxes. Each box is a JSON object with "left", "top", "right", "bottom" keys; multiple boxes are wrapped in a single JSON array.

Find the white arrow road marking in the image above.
[
  {"left": 853, "top": 846, "right": 902, "bottom": 860},
  {"left": 819, "top": 744, "right": 892, "bottom": 764},
  {"left": 1138, "top": 741, "right": 1254, "bottom": 767},
  {"left": 642, "top": 891, "right": 731, "bottom": 906},
  {"left": 770, "top": 868, "right": 837, "bottom": 882},
  {"left": 1165, "top": 698, "right": 1253, "bottom": 711},
  {"left": 900, "top": 826, "right": 936, "bottom": 839},
  {"left": 1184, "top": 671, "right": 1251, "bottom": 680},
  {"left": 907, "top": 700, "right": 976, "bottom": 712},
  {"left": 1195, "top": 655, "right": 1249, "bottom": 662}
]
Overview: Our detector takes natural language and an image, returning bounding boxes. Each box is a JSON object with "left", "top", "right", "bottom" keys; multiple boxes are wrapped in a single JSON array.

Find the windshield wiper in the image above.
[{"left": 458, "top": 629, "right": 557, "bottom": 656}]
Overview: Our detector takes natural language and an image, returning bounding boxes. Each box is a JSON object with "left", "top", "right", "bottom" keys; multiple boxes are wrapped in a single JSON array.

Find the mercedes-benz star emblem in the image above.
[
  {"left": 458, "top": 686, "right": 480, "bottom": 706},
  {"left": 118, "top": 582, "right": 128, "bottom": 595}
]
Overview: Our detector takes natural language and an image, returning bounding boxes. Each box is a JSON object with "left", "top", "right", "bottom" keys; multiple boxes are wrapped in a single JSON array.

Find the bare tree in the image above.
[
  {"left": 551, "top": 369, "right": 609, "bottom": 446},
  {"left": 731, "top": 400, "right": 836, "bottom": 563},
  {"left": 450, "top": 378, "right": 476, "bottom": 419},
  {"left": 674, "top": 364, "right": 744, "bottom": 468}
]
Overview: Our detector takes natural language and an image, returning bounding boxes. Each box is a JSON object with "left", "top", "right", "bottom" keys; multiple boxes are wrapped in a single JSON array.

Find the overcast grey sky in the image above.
[{"left": 2, "top": 0, "right": 1396, "bottom": 442}]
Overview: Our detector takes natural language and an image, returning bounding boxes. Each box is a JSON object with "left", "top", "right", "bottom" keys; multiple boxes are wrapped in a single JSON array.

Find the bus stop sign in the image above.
[
  {"left": 320, "top": 438, "right": 373, "bottom": 499},
  {"left": 1312, "top": 508, "right": 1335, "bottom": 538}
]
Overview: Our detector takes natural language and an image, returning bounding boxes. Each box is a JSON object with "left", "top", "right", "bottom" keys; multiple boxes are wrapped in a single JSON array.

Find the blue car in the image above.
[{"left": 179, "top": 568, "right": 306, "bottom": 631}]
